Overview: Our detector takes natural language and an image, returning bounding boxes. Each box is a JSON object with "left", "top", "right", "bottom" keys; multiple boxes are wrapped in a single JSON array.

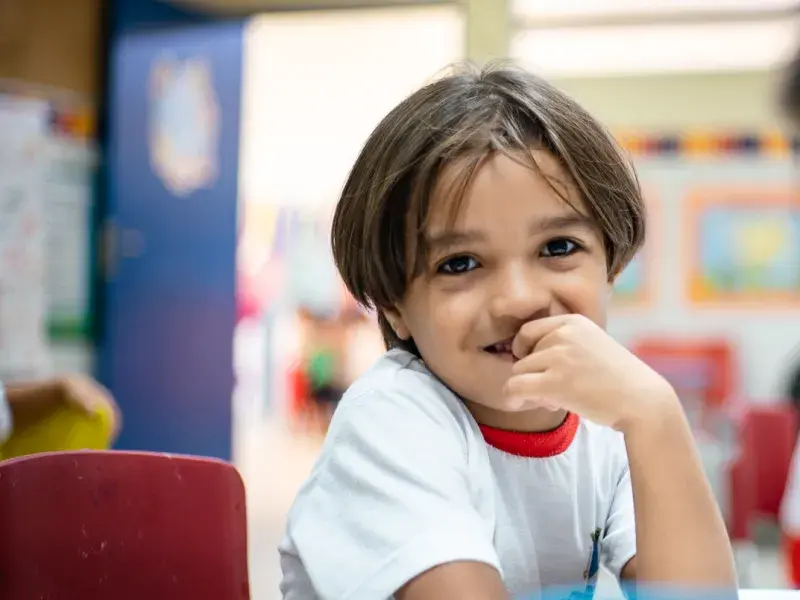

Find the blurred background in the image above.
[{"left": 2, "top": 0, "right": 800, "bottom": 597}]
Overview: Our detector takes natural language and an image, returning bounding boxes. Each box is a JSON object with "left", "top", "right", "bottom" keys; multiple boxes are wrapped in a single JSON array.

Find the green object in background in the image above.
[
  {"left": 0, "top": 403, "right": 114, "bottom": 460},
  {"left": 308, "top": 350, "right": 336, "bottom": 388},
  {"left": 48, "top": 316, "right": 91, "bottom": 341}
]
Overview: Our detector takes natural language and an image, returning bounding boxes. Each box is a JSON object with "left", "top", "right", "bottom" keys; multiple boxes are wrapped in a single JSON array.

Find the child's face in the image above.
[{"left": 388, "top": 151, "right": 612, "bottom": 414}]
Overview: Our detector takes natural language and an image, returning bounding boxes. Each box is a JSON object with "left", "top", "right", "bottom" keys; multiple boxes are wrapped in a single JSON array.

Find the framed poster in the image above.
[
  {"left": 611, "top": 189, "right": 657, "bottom": 307},
  {"left": 686, "top": 187, "right": 800, "bottom": 306}
]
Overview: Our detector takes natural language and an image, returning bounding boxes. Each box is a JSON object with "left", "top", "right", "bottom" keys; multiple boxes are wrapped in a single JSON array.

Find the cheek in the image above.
[
  {"left": 553, "top": 266, "right": 611, "bottom": 325},
  {"left": 404, "top": 285, "right": 483, "bottom": 348}
]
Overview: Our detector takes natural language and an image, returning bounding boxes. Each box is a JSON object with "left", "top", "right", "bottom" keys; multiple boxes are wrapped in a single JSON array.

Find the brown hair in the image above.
[{"left": 331, "top": 61, "right": 646, "bottom": 352}]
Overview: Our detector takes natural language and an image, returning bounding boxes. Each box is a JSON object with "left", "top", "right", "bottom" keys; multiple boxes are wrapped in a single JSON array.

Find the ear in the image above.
[{"left": 383, "top": 308, "right": 411, "bottom": 341}]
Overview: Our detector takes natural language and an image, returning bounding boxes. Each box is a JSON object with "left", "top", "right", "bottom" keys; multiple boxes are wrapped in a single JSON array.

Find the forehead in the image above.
[{"left": 426, "top": 150, "right": 589, "bottom": 233}]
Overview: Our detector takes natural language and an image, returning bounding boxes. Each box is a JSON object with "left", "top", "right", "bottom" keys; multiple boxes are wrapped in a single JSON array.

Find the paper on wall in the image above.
[{"left": 0, "top": 95, "right": 51, "bottom": 380}]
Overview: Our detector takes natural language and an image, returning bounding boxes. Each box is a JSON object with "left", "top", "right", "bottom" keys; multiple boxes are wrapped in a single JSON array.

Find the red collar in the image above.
[{"left": 479, "top": 413, "right": 579, "bottom": 458}]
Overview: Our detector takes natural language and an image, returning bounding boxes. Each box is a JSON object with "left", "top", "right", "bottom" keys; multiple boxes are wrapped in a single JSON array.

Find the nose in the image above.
[{"left": 488, "top": 262, "right": 552, "bottom": 321}]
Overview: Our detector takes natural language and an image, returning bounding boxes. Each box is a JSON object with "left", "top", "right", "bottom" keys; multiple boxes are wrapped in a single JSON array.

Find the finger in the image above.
[
  {"left": 511, "top": 346, "right": 560, "bottom": 376},
  {"left": 511, "top": 315, "right": 570, "bottom": 359},
  {"left": 503, "top": 372, "right": 561, "bottom": 410}
]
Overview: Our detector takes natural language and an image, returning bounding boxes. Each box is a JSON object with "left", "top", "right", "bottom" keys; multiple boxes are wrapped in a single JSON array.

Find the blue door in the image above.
[{"left": 99, "top": 22, "right": 244, "bottom": 459}]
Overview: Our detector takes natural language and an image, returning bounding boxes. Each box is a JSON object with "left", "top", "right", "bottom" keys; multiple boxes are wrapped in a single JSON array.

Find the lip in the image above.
[{"left": 483, "top": 337, "right": 516, "bottom": 360}]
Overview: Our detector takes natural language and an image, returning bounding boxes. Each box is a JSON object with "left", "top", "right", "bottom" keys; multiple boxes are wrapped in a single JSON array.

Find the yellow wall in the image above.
[{"left": 555, "top": 71, "right": 783, "bottom": 131}]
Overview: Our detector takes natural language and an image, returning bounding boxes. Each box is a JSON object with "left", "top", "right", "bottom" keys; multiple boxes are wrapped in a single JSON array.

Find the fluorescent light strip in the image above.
[
  {"left": 513, "top": 0, "right": 798, "bottom": 19},
  {"left": 512, "top": 19, "right": 800, "bottom": 77}
]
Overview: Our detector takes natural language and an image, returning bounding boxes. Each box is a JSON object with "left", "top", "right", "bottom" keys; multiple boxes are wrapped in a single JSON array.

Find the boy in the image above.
[
  {"left": 0, "top": 375, "right": 120, "bottom": 448},
  {"left": 279, "top": 64, "right": 736, "bottom": 599}
]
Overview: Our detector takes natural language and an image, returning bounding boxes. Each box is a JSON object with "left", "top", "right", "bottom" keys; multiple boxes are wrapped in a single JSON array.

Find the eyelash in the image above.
[{"left": 436, "top": 238, "right": 583, "bottom": 275}]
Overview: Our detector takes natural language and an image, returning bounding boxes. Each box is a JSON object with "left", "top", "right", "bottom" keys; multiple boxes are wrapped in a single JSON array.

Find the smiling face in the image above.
[
  {"left": 386, "top": 151, "right": 611, "bottom": 430},
  {"left": 331, "top": 65, "right": 646, "bottom": 430}
]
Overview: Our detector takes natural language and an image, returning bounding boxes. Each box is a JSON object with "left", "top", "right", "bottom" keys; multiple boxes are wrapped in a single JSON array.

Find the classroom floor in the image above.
[{"left": 237, "top": 415, "right": 790, "bottom": 600}]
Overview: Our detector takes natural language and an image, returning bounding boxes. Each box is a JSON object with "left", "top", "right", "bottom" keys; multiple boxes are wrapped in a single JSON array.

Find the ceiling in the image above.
[{"left": 165, "top": 0, "right": 449, "bottom": 15}]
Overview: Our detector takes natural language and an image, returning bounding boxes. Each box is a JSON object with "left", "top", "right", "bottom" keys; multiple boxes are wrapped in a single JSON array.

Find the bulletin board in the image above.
[{"left": 685, "top": 186, "right": 800, "bottom": 307}]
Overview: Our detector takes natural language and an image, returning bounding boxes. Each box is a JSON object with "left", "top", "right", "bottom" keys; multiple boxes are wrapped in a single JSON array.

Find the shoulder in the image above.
[
  {"left": 331, "top": 348, "right": 478, "bottom": 442},
  {"left": 292, "top": 350, "right": 482, "bottom": 501},
  {"left": 282, "top": 350, "right": 493, "bottom": 559}
]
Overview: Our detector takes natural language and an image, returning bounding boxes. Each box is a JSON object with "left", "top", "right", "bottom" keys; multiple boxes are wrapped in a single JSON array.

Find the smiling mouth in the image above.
[{"left": 483, "top": 338, "right": 517, "bottom": 361}]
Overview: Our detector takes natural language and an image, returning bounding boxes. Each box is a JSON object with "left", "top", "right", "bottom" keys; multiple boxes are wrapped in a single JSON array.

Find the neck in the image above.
[{"left": 465, "top": 402, "right": 568, "bottom": 433}]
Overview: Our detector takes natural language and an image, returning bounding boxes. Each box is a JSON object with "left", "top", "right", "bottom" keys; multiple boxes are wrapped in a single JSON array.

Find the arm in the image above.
[
  {"left": 5, "top": 379, "right": 65, "bottom": 430},
  {"left": 6, "top": 375, "right": 120, "bottom": 438},
  {"left": 621, "top": 398, "right": 737, "bottom": 587},
  {"left": 397, "top": 562, "right": 507, "bottom": 600},
  {"left": 506, "top": 315, "right": 736, "bottom": 590}
]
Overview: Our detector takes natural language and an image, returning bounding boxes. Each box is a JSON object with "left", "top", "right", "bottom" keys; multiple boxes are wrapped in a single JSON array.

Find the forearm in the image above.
[
  {"left": 623, "top": 399, "right": 737, "bottom": 587},
  {"left": 6, "top": 379, "right": 63, "bottom": 425}
]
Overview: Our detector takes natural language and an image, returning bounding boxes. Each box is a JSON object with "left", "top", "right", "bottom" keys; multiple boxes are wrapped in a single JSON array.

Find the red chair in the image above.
[
  {"left": 0, "top": 451, "right": 250, "bottom": 599},
  {"left": 728, "top": 417, "right": 757, "bottom": 542},
  {"left": 742, "top": 404, "right": 799, "bottom": 519}
]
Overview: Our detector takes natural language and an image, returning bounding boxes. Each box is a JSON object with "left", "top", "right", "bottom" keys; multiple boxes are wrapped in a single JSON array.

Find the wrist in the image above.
[{"left": 618, "top": 384, "right": 685, "bottom": 438}]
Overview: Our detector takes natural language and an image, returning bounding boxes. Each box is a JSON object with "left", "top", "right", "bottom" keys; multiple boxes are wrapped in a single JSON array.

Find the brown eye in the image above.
[
  {"left": 437, "top": 255, "right": 479, "bottom": 275},
  {"left": 541, "top": 238, "right": 579, "bottom": 258}
]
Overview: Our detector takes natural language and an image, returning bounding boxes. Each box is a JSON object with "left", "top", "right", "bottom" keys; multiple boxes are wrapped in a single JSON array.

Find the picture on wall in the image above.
[
  {"left": 611, "top": 189, "right": 657, "bottom": 307},
  {"left": 687, "top": 187, "right": 800, "bottom": 305}
]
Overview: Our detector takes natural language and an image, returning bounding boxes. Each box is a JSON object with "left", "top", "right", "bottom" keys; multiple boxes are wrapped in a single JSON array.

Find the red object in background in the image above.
[
  {"left": 786, "top": 535, "right": 800, "bottom": 589},
  {"left": 0, "top": 451, "right": 249, "bottom": 600},
  {"left": 723, "top": 403, "right": 797, "bottom": 544},
  {"left": 728, "top": 413, "right": 757, "bottom": 542},
  {"left": 742, "top": 404, "right": 800, "bottom": 519},
  {"left": 632, "top": 339, "right": 735, "bottom": 409},
  {"left": 632, "top": 338, "right": 751, "bottom": 539},
  {"left": 289, "top": 362, "right": 311, "bottom": 423}
]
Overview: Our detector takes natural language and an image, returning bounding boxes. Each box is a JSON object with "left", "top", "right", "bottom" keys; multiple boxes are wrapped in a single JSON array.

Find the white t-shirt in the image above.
[{"left": 279, "top": 349, "right": 637, "bottom": 600}]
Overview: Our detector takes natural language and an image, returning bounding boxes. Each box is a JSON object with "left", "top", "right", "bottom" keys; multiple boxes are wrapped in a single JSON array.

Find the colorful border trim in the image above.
[
  {"left": 615, "top": 132, "right": 800, "bottom": 158},
  {"left": 48, "top": 107, "right": 95, "bottom": 139}
]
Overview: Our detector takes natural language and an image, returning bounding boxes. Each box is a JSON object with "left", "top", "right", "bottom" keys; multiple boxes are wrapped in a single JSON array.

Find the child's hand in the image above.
[{"left": 503, "top": 314, "right": 677, "bottom": 432}]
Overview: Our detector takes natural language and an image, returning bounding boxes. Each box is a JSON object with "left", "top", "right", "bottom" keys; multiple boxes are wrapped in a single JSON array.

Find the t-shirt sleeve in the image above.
[
  {"left": 0, "top": 382, "right": 12, "bottom": 445},
  {"left": 602, "top": 459, "right": 637, "bottom": 580},
  {"left": 281, "top": 388, "right": 500, "bottom": 600}
]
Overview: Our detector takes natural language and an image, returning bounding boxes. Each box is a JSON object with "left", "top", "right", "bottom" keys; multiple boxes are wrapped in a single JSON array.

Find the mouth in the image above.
[{"left": 483, "top": 337, "right": 517, "bottom": 361}]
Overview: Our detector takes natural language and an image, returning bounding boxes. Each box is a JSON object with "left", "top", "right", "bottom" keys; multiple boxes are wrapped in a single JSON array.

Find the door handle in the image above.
[
  {"left": 99, "top": 219, "right": 146, "bottom": 282},
  {"left": 100, "top": 218, "right": 119, "bottom": 282}
]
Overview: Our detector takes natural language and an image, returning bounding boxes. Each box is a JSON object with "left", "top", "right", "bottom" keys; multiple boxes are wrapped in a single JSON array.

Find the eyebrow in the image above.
[{"left": 425, "top": 214, "right": 596, "bottom": 253}]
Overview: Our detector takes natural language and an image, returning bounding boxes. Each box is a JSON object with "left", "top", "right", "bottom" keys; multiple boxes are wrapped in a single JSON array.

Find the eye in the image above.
[
  {"left": 437, "top": 255, "right": 480, "bottom": 275},
  {"left": 540, "top": 238, "right": 580, "bottom": 258}
]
